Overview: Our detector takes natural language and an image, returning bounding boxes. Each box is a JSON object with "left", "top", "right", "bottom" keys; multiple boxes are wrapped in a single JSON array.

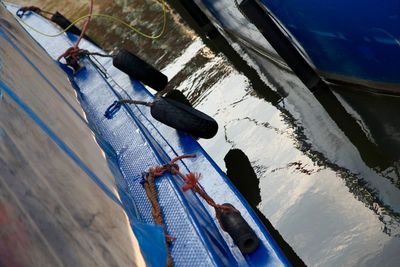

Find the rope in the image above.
[
  {"left": 75, "top": 0, "right": 94, "bottom": 48},
  {"left": 84, "top": 51, "right": 113, "bottom": 58},
  {"left": 14, "top": 1, "right": 167, "bottom": 40},
  {"left": 15, "top": 0, "right": 167, "bottom": 66},
  {"left": 143, "top": 168, "right": 174, "bottom": 267},
  {"left": 117, "top": 99, "right": 153, "bottom": 106},
  {"left": 56, "top": 0, "right": 93, "bottom": 62},
  {"left": 104, "top": 98, "right": 153, "bottom": 119},
  {"left": 142, "top": 154, "right": 239, "bottom": 266}
]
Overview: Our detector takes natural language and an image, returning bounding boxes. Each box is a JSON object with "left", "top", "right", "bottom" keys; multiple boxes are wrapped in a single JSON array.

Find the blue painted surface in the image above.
[
  {"left": 260, "top": 0, "right": 400, "bottom": 83},
  {"left": 198, "top": 0, "right": 400, "bottom": 86},
  {"left": 4, "top": 3, "right": 291, "bottom": 267}
]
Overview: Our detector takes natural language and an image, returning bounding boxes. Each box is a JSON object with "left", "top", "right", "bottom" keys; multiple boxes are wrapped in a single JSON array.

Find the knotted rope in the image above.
[
  {"left": 142, "top": 154, "right": 239, "bottom": 266},
  {"left": 57, "top": 0, "right": 94, "bottom": 64}
]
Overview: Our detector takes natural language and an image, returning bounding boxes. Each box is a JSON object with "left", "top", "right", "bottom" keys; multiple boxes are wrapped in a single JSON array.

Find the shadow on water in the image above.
[
  {"left": 333, "top": 85, "right": 400, "bottom": 162},
  {"left": 314, "top": 87, "right": 394, "bottom": 170},
  {"left": 224, "top": 149, "right": 261, "bottom": 207},
  {"left": 224, "top": 148, "right": 306, "bottom": 266}
]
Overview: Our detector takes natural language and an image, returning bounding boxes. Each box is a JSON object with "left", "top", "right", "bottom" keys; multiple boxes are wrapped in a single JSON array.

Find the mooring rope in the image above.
[
  {"left": 142, "top": 154, "right": 239, "bottom": 266},
  {"left": 75, "top": 0, "right": 93, "bottom": 48},
  {"left": 56, "top": 0, "right": 93, "bottom": 62}
]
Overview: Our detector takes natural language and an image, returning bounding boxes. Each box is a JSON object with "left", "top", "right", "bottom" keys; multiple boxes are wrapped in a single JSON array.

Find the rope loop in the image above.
[{"left": 104, "top": 101, "right": 122, "bottom": 119}]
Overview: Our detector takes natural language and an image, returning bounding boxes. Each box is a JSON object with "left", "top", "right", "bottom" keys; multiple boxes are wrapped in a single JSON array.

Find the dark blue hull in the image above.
[{"left": 194, "top": 0, "right": 400, "bottom": 93}]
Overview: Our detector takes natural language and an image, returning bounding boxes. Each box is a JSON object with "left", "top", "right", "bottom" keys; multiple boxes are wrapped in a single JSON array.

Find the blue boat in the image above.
[
  {"left": 184, "top": 0, "right": 400, "bottom": 94},
  {"left": 0, "top": 2, "right": 293, "bottom": 266}
]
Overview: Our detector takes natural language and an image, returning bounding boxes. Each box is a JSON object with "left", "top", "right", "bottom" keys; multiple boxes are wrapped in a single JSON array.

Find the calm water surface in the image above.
[{"left": 14, "top": 0, "right": 400, "bottom": 266}]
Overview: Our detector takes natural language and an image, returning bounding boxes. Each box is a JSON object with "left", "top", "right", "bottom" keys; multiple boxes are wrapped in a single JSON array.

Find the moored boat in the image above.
[
  {"left": 183, "top": 0, "right": 400, "bottom": 94},
  {"left": 0, "top": 1, "right": 293, "bottom": 266}
]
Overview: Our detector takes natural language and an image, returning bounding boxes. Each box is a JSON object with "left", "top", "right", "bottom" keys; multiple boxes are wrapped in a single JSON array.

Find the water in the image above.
[{"left": 12, "top": 0, "right": 400, "bottom": 266}]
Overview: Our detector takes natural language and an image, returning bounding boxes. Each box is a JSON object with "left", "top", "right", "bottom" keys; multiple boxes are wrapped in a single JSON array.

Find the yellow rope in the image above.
[{"left": 14, "top": 0, "right": 167, "bottom": 40}]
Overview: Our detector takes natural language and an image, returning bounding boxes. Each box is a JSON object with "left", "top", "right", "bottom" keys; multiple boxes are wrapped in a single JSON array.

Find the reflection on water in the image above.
[{"left": 13, "top": 0, "right": 400, "bottom": 266}]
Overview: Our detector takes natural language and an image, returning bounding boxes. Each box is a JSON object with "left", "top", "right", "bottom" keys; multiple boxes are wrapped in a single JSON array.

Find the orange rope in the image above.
[
  {"left": 144, "top": 166, "right": 174, "bottom": 267},
  {"left": 57, "top": 0, "right": 94, "bottom": 62},
  {"left": 75, "top": 0, "right": 93, "bottom": 48}
]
